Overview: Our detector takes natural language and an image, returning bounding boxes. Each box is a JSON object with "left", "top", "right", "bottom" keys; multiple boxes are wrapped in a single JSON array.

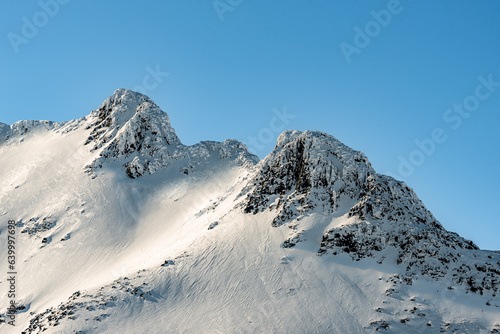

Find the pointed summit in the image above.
[
  {"left": 242, "top": 130, "right": 374, "bottom": 225},
  {"left": 238, "top": 129, "right": 496, "bottom": 297},
  {"left": 85, "top": 88, "right": 180, "bottom": 151},
  {"left": 84, "top": 89, "right": 257, "bottom": 178},
  {"left": 84, "top": 89, "right": 183, "bottom": 177}
]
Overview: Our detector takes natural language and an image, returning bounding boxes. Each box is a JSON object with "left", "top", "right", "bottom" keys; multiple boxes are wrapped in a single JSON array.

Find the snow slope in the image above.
[{"left": 0, "top": 89, "right": 498, "bottom": 333}]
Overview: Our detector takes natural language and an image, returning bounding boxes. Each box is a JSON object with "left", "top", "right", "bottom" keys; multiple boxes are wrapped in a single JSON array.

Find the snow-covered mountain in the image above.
[{"left": 0, "top": 89, "right": 498, "bottom": 333}]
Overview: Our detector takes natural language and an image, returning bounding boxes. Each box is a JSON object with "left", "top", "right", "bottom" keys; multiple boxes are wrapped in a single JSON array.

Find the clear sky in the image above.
[{"left": 1, "top": 1, "right": 499, "bottom": 249}]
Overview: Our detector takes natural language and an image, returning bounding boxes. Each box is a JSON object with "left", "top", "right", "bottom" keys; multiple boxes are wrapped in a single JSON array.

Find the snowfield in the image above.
[{"left": 0, "top": 89, "right": 498, "bottom": 333}]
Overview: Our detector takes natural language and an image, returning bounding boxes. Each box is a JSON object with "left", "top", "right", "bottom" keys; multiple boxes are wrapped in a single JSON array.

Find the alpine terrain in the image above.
[{"left": 0, "top": 89, "right": 498, "bottom": 333}]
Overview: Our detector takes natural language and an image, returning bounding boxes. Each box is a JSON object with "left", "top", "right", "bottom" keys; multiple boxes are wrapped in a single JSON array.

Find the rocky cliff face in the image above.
[
  {"left": 84, "top": 89, "right": 258, "bottom": 178},
  {"left": 0, "top": 120, "right": 61, "bottom": 144},
  {"left": 319, "top": 171, "right": 499, "bottom": 296},
  {"left": 241, "top": 130, "right": 374, "bottom": 225},
  {"left": 83, "top": 89, "right": 183, "bottom": 178},
  {"left": 240, "top": 129, "right": 499, "bottom": 296}
]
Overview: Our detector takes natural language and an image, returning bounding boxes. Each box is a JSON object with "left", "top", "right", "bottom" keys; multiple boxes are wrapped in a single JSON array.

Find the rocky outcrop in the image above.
[
  {"left": 241, "top": 129, "right": 499, "bottom": 296},
  {"left": 0, "top": 120, "right": 61, "bottom": 144},
  {"left": 241, "top": 130, "right": 374, "bottom": 226},
  {"left": 83, "top": 89, "right": 182, "bottom": 178},
  {"left": 84, "top": 89, "right": 258, "bottom": 178}
]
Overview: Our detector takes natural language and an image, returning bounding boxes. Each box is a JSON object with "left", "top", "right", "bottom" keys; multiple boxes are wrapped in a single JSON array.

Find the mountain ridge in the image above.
[{"left": 0, "top": 89, "right": 498, "bottom": 333}]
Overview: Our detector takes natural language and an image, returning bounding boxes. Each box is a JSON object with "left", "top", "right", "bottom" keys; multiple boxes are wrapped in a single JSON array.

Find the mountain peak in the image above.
[
  {"left": 239, "top": 128, "right": 496, "bottom": 298},
  {"left": 84, "top": 89, "right": 257, "bottom": 178},
  {"left": 85, "top": 88, "right": 181, "bottom": 149},
  {"left": 242, "top": 129, "right": 374, "bottom": 225},
  {"left": 99, "top": 88, "right": 157, "bottom": 119},
  {"left": 275, "top": 129, "right": 370, "bottom": 162},
  {"left": 86, "top": 88, "right": 179, "bottom": 146},
  {"left": 83, "top": 89, "right": 182, "bottom": 177}
]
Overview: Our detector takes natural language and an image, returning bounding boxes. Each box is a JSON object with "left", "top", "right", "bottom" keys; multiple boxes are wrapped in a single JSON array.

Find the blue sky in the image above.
[{"left": 1, "top": 1, "right": 499, "bottom": 249}]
